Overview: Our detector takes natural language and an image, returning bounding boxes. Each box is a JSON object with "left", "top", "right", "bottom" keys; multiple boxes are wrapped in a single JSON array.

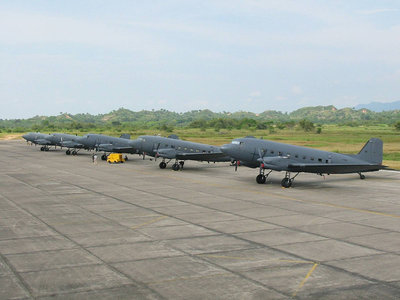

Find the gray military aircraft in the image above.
[
  {"left": 220, "top": 137, "right": 386, "bottom": 187},
  {"left": 22, "top": 132, "right": 54, "bottom": 151},
  {"left": 136, "top": 135, "right": 231, "bottom": 170},
  {"left": 80, "top": 133, "right": 139, "bottom": 160}
]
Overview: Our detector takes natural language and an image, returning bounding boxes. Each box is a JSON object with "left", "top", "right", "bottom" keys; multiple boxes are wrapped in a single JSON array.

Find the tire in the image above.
[
  {"left": 256, "top": 174, "right": 266, "bottom": 184},
  {"left": 281, "top": 178, "right": 292, "bottom": 188},
  {"left": 159, "top": 162, "right": 167, "bottom": 169}
]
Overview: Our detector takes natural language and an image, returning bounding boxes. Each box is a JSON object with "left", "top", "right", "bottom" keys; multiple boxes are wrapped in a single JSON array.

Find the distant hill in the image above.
[
  {"left": 355, "top": 101, "right": 400, "bottom": 112},
  {"left": 1, "top": 106, "right": 400, "bottom": 131}
]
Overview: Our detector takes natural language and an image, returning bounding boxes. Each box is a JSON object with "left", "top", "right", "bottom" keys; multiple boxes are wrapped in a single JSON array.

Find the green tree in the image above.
[{"left": 299, "top": 119, "right": 315, "bottom": 132}]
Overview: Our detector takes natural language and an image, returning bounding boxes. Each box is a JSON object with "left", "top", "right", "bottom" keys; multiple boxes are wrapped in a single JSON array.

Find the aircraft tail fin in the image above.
[
  {"left": 356, "top": 138, "right": 383, "bottom": 164},
  {"left": 120, "top": 134, "right": 130, "bottom": 139}
]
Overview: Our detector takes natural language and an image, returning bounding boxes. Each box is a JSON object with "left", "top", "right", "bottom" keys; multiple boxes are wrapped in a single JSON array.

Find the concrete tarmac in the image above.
[{"left": 1, "top": 140, "right": 400, "bottom": 299}]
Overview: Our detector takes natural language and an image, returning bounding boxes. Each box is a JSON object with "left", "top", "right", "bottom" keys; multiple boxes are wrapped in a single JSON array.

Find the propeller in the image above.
[
  {"left": 231, "top": 159, "right": 239, "bottom": 171},
  {"left": 153, "top": 143, "right": 161, "bottom": 161}
]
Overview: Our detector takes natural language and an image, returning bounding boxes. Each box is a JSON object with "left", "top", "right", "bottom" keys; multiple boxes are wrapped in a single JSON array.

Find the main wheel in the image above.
[
  {"left": 101, "top": 154, "right": 107, "bottom": 160},
  {"left": 172, "top": 163, "right": 180, "bottom": 171},
  {"left": 256, "top": 174, "right": 266, "bottom": 184},
  {"left": 72, "top": 150, "right": 77, "bottom": 155},
  {"left": 44, "top": 147, "right": 49, "bottom": 151},
  {"left": 360, "top": 174, "right": 365, "bottom": 180},
  {"left": 66, "top": 150, "right": 71, "bottom": 155},
  {"left": 281, "top": 178, "right": 292, "bottom": 188},
  {"left": 159, "top": 162, "right": 167, "bottom": 169},
  {"left": 40, "top": 147, "right": 44, "bottom": 151}
]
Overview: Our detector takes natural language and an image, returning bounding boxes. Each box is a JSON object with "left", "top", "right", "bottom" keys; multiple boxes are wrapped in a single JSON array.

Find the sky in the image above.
[{"left": 1, "top": 0, "right": 400, "bottom": 119}]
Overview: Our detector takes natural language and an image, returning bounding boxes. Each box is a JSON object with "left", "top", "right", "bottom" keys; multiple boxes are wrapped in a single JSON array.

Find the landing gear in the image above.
[
  {"left": 159, "top": 161, "right": 167, "bottom": 169},
  {"left": 40, "top": 146, "right": 49, "bottom": 151},
  {"left": 101, "top": 154, "right": 107, "bottom": 161},
  {"left": 71, "top": 150, "right": 77, "bottom": 156},
  {"left": 179, "top": 161, "right": 184, "bottom": 169},
  {"left": 255, "top": 168, "right": 272, "bottom": 184},
  {"left": 172, "top": 163, "right": 180, "bottom": 171},
  {"left": 281, "top": 177, "right": 292, "bottom": 188},
  {"left": 66, "top": 149, "right": 71, "bottom": 155},
  {"left": 256, "top": 174, "right": 266, "bottom": 184},
  {"left": 281, "top": 172, "right": 299, "bottom": 188},
  {"left": 358, "top": 173, "right": 366, "bottom": 180},
  {"left": 40, "top": 147, "right": 44, "bottom": 151}
]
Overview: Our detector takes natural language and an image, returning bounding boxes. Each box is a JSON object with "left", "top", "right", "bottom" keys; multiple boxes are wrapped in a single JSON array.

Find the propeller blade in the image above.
[{"left": 258, "top": 148, "right": 263, "bottom": 159}]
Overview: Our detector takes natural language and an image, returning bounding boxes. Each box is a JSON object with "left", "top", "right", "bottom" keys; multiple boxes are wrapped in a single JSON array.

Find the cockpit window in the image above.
[{"left": 232, "top": 141, "right": 241, "bottom": 145}]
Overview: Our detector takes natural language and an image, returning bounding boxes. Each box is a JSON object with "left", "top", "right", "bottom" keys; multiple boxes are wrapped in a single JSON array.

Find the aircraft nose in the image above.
[{"left": 22, "top": 134, "right": 28, "bottom": 140}]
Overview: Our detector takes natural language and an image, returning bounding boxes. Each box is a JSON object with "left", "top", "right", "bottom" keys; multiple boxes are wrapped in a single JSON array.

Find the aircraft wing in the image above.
[
  {"left": 287, "top": 163, "right": 386, "bottom": 174},
  {"left": 35, "top": 139, "right": 52, "bottom": 145},
  {"left": 175, "top": 152, "right": 231, "bottom": 162},
  {"left": 61, "top": 141, "right": 84, "bottom": 148}
]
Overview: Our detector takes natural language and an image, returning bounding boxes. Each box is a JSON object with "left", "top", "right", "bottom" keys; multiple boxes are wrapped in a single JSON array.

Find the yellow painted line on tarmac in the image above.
[
  {"left": 278, "top": 259, "right": 315, "bottom": 264},
  {"left": 131, "top": 215, "right": 168, "bottom": 230},
  {"left": 292, "top": 262, "right": 319, "bottom": 297}
]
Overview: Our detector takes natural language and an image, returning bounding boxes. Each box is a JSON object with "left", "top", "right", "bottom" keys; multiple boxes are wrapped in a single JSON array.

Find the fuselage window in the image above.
[
  {"left": 295, "top": 154, "right": 298, "bottom": 158},
  {"left": 318, "top": 158, "right": 322, "bottom": 162},
  {"left": 278, "top": 152, "right": 282, "bottom": 156},
  {"left": 271, "top": 150, "right": 274, "bottom": 154},
  {"left": 303, "top": 156, "right": 306, "bottom": 160},
  {"left": 196, "top": 149, "right": 200, "bottom": 152},
  {"left": 184, "top": 147, "right": 187, "bottom": 150},
  {"left": 311, "top": 157, "right": 314, "bottom": 161}
]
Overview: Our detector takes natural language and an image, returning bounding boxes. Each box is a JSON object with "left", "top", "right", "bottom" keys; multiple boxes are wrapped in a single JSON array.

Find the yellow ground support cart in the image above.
[{"left": 107, "top": 153, "right": 125, "bottom": 164}]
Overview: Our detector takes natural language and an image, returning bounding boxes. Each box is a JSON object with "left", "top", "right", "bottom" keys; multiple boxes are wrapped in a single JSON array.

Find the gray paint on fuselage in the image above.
[
  {"left": 229, "top": 138, "right": 367, "bottom": 168},
  {"left": 137, "top": 135, "right": 226, "bottom": 160},
  {"left": 81, "top": 134, "right": 138, "bottom": 153}
]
